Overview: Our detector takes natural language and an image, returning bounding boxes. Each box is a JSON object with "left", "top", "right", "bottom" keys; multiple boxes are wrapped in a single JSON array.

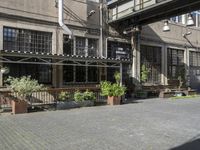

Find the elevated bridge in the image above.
[{"left": 107, "top": 0, "right": 200, "bottom": 28}]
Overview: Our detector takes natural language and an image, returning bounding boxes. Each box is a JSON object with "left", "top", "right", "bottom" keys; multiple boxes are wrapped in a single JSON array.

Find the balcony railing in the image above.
[{"left": 107, "top": 0, "right": 168, "bottom": 22}]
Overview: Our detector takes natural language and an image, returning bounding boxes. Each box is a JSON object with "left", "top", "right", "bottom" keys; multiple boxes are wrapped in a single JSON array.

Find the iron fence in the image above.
[{"left": 0, "top": 86, "right": 106, "bottom": 112}]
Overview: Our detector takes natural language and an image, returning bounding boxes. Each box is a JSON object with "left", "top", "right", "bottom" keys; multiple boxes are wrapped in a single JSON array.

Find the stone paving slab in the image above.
[{"left": 0, "top": 98, "right": 200, "bottom": 150}]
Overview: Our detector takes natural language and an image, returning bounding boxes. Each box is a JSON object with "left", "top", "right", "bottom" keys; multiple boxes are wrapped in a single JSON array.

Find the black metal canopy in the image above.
[{"left": 0, "top": 50, "right": 131, "bottom": 68}]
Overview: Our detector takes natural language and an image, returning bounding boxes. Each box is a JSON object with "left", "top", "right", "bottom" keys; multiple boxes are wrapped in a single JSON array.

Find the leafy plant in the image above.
[
  {"left": 58, "top": 91, "right": 71, "bottom": 101},
  {"left": 176, "top": 67, "right": 185, "bottom": 89},
  {"left": 74, "top": 91, "right": 84, "bottom": 102},
  {"left": 74, "top": 90, "right": 96, "bottom": 102},
  {"left": 100, "top": 81, "right": 113, "bottom": 96},
  {"left": 141, "top": 64, "right": 149, "bottom": 83},
  {"left": 114, "top": 72, "right": 121, "bottom": 84},
  {"left": 6, "top": 76, "right": 44, "bottom": 101},
  {"left": 100, "top": 72, "right": 126, "bottom": 97},
  {"left": 83, "top": 90, "right": 96, "bottom": 101}
]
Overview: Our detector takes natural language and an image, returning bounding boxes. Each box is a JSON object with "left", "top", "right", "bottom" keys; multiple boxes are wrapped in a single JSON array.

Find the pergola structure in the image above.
[{"left": 0, "top": 50, "right": 132, "bottom": 84}]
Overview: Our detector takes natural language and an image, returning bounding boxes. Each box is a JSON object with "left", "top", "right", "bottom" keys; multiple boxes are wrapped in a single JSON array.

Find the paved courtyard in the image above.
[{"left": 0, "top": 98, "right": 200, "bottom": 150}]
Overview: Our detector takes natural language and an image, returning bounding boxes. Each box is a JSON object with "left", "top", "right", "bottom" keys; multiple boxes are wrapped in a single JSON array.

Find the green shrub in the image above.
[
  {"left": 114, "top": 72, "right": 121, "bottom": 84},
  {"left": 83, "top": 90, "right": 96, "bottom": 101},
  {"left": 100, "top": 72, "right": 126, "bottom": 97},
  {"left": 74, "top": 90, "right": 96, "bottom": 102},
  {"left": 6, "top": 76, "right": 44, "bottom": 100},
  {"left": 141, "top": 64, "right": 149, "bottom": 83},
  {"left": 58, "top": 91, "right": 71, "bottom": 101},
  {"left": 100, "top": 81, "right": 113, "bottom": 96},
  {"left": 100, "top": 81, "right": 126, "bottom": 97},
  {"left": 74, "top": 91, "right": 84, "bottom": 102}
]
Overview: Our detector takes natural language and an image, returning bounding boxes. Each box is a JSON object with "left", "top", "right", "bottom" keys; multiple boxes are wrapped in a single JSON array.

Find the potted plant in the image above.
[
  {"left": 135, "top": 64, "right": 149, "bottom": 99},
  {"left": 74, "top": 90, "right": 95, "bottom": 107},
  {"left": 100, "top": 72, "right": 126, "bottom": 105},
  {"left": 56, "top": 91, "right": 76, "bottom": 110},
  {"left": 6, "top": 76, "right": 44, "bottom": 114}
]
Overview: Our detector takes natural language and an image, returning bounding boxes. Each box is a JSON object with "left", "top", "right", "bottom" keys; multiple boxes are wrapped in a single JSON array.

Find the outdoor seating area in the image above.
[{"left": 136, "top": 79, "right": 197, "bottom": 99}]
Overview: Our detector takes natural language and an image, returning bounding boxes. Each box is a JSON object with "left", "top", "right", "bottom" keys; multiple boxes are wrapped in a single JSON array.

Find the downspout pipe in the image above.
[{"left": 58, "top": 0, "right": 72, "bottom": 39}]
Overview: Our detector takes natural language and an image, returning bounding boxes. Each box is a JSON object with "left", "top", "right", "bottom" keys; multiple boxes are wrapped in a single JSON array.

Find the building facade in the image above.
[
  {"left": 0, "top": 0, "right": 131, "bottom": 88},
  {"left": 0, "top": 0, "right": 200, "bottom": 91}
]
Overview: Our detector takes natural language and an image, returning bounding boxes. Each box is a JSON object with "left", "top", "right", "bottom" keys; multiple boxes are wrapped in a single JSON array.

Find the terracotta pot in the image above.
[
  {"left": 12, "top": 100, "right": 28, "bottom": 114},
  {"left": 107, "top": 96, "right": 121, "bottom": 105}
]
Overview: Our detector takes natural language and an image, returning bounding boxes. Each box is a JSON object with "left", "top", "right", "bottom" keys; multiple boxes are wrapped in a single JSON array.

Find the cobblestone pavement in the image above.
[{"left": 0, "top": 98, "right": 200, "bottom": 150}]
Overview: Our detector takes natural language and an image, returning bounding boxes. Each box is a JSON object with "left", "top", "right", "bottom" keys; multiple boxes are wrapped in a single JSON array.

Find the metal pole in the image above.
[{"left": 120, "top": 63, "right": 123, "bottom": 86}]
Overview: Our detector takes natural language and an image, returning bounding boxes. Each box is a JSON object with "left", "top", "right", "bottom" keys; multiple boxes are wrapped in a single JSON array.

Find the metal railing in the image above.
[{"left": 0, "top": 86, "right": 106, "bottom": 112}]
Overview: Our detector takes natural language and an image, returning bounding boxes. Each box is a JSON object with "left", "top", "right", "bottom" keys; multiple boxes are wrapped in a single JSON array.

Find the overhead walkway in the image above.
[{"left": 107, "top": 0, "right": 200, "bottom": 27}]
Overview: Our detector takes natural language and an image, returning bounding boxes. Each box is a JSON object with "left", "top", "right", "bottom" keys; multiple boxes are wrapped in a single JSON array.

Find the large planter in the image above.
[
  {"left": 135, "top": 91, "right": 148, "bottom": 99},
  {"left": 56, "top": 101, "right": 79, "bottom": 110},
  {"left": 107, "top": 96, "right": 121, "bottom": 105},
  {"left": 78, "top": 100, "right": 94, "bottom": 107},
  {"left": 12, "top": 100, "right": 28, "bottom": 114},
  {"left": 159, "top": 91, "right": 175, "bottom": 98},
  {"left": 56, "top": 100, "right": 94, "bottom": 110}
]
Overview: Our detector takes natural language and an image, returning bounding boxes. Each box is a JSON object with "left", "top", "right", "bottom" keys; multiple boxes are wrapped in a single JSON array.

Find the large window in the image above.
[
  {"left": 88, "top": 38, "right": 98, "bottom": 57},
  {"left": 76, "top": 65, "right": 86, "bottom": 82},
  {"left": 63, "top": 63, "right": 98, "bottom": 84},
  {"left": 88, "top": 66, "right": 98, "bottom": 82},
  {"left": 3, "top": 27, "right": 52, "bottom": 53},
  {"left": 168, "top": 48, "right": 185, "bottom": 79},
  {"left": 4, "top": 59, "right": 52, "bottom": 84},
  {"left": 63, "top": 35, "right": 73, "bottom": 55},
  {"left": 190, "top": 51, "right": 200, "bottom": 75},
  {"left": 190, "top": 51, "right": 200, "bottom": 67},
  {"left": 63, "top": 65, "right": 74, "bottom": 82},
  {"left": 76, "top": 37, "right": 86, "bottom": 56},
  {"left": 141, "top": 45, "right": 161, "bottom": 84},
  {"left": 107, "top": 41, "right": 131, "bottom": 59},
  {"left": 63, "top": 36, "right": 99, "bottom": 57}
]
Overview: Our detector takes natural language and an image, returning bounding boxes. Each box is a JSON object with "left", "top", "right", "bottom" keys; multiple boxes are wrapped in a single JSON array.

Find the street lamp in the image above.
[
  {"left": 163, "top": 13, "right": 195, "bottom": 32},
  {"left": 163, "top": 20, "right": 170, "bottom": 32},
  {"left": 186, "top": 13, "right": 194, "bottom": 26}
]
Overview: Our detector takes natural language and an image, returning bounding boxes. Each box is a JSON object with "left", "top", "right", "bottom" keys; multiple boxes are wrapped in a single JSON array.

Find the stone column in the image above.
[
  {"left": 0, "top": 24, "right": 3, "bottom": 87},
  {"left": 185, "top": 46, "right": 190, "bottom": 87},
  {"left": 52, "top": 28, "right": 63, "bottom": 88},
  {"left": 162, "top": 44, "right": 168, "bottom": 85},
  {"left": 57, "top": 29, "right": 64, "bottom": 87},
  {"left": 131, "top": 32, "right": 140, "bottom": 82}
]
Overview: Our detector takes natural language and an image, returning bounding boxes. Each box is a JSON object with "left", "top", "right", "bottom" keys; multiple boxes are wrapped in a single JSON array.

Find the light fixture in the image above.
[
  {"left": 163, "top": 20, "right": 170, "bottom": 32},
  {"left": 123, "top": 26, "right": 140, "bottom": 35},
  {"left": 186, "top": 13, "right": 194, "bottom": 26},
  {"left": 182, "top": 31, "right": 192, "bottom": 38},
  {"left": 87, "top": 10, "right": 95, "bottom": 18},
  {"left": 0, "top": 67, "right": 9, "bottom": 74}
]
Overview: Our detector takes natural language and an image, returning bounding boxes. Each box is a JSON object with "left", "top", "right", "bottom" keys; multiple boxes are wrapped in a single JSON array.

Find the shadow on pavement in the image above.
[{"left": 170, "top": 135, "right": 200, "bottom": 150}]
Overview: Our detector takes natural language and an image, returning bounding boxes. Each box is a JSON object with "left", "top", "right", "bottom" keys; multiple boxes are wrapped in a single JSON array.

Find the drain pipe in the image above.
[
  {"left": 100, "top": 1, "right": 106, "bottom": 58},
  {"left": 58, "top": 0, "right": 72, "bottom": 39}
]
